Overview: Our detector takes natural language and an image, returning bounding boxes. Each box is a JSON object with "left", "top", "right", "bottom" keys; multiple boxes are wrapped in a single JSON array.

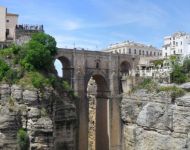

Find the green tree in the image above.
[
  {"left": 30, "top": 32, "right": 57, "bottom": 55},
  {"left": 152, "top": 59, "right": 164, "bottom": 67},
  {"left": 21, "top": 33, "right": 57, "bottom": 71}
]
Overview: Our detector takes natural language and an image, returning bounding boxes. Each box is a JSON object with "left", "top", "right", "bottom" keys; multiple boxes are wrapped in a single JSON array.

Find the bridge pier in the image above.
[
  {"left": 110, "top": 96, "right": 122, "bottom": 150},
  {"left": 96, "top": 97, "right": 109, "bottom": 150},
  {"left": 76, "top": 77, "right": 89, "bottom": 150}
]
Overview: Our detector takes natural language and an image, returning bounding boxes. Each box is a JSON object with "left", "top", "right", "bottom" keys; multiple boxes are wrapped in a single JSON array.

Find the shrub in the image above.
[
  {"left": 30, "top": 72, "right": 49, "bottom": 89},
  {"left": 4, "top": 69, "right": 19, "bottom": 84},
  {"left": 152, "top": 59, "right": 164, "bottom": 67},
  {"left": 157, "top": 86, "right": 185, "bottom": 99},
  {"left": 18, "top": 72, "right": 50, "bottom": 89},
  {"left": 17, "top": 128, "right": 29, "bottom": 150},
  {"left": 170, "top": 64, "right": 187, "bottom": 84},
  {"left": 0, "top": 59, "right": 10, "bottom": 81},
  {"left": 133, "top": 78, "right": 158, "bottom": 92},
  {"left": 0, "top": 45, "right": 22, "bottom": 65},
  {"left": 62, "top": 81, "right": 72, "bottom": 91},
  {"left": 183, "top": 57, "right": 190, "bottom": 73}
]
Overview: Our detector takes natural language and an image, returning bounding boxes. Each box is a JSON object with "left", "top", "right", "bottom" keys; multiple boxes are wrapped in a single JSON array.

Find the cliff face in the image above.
[
  {"left": 0, "top": 84, "right": 77, "bottom": 150},
  {"left": 121, "top": 89, "right": 190, "bottom": 150}
]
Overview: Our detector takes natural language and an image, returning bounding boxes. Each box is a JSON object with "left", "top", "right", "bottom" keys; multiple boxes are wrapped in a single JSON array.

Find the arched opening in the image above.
[
  {"left": 120, "top": 61, "right": 132, "bottom": 93},
  {"left": 87, "top": 74, "right": 109, "bottom": 150},
  {"left": 55, "top": 56, "right": 73, "bottom": 85},
  {"left": 120, "top": 61, "right": 131, "bottom": 75},
  {"left": 54, "top": 59, "right": 63, "bottom": 77}
]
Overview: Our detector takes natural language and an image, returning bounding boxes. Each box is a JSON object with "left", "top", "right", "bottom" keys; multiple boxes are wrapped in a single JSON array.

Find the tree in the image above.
[
  {"left": 21, "top": 33, "right": 57, "bottom": 71},
  {"left": 30, "top": 32, "right": 57, "bottom": 55}
]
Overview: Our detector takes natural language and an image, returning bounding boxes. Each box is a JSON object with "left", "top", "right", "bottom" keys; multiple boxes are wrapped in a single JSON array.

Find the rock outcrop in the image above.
[
  {"left": 0, "top": 84, "right": 77, "bottom": 150},
  {"left": 121, "top": 89, "right": 190, "bottom": 150}
]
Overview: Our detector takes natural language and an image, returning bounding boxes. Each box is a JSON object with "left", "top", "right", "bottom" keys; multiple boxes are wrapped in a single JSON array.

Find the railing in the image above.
[{"left": 16, "top": 24, "right": 43, "bottom": 31}]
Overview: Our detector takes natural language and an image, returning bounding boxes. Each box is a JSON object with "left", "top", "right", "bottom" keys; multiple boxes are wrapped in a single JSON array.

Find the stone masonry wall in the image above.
[
  {"left": 0, "top": 84, "right": 77, "bottom": 150},
  {"left": 121, "top": 89, "right": 190, "bottom": 150}
]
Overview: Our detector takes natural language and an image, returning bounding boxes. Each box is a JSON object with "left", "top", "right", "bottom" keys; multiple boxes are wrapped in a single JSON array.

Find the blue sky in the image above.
[{"left": 1, "top": 0, "right": 190, "bottom": 50}]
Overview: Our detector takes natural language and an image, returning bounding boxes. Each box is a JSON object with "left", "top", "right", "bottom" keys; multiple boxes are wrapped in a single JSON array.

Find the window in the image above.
[
  {"left": 96, "top": 62, "right": 99, "bottom": 68},
  {"left": 6, "top": 20, "right": 9, "bottom": 23},
  {"left": 176, "top": 42, "right": 178, "bottom": 46},
  {"left": 139, "top": 50, "right": 141, "bottom": 55},
  {"left": 165, "top": 53, "right": 167, "bottom": 57},
  {"left": 6, "top": 29, "right": 9, "bottom": 38},
  {"left": 134, "top": 49, "right": 136, "bottom": 54},
  {"left": 174, "top": 51, "right": 176, "bottom": 54},
  {"left": 154, "top": 52, "right": 156, "bottom": 56},
  {"left": 150, "top": 51, "right": 152, "bottom": 56},
  {"left": 142, "top": 50, "right": 144, "bottom": 55},
  {"left": 173, "top": 41, "right": 175, "bottom": 45},
  {"left": 181, "top": 41, "right": 183, "bottom": 45},
  {"left": 123, "top": 48, "right": 125, "bottom": 54},
  {"left": 129, "top": 48, "right": 131, "bottom": 54},
  {"left": 146, "top": 51, "right": 148, "bottom": 56}
]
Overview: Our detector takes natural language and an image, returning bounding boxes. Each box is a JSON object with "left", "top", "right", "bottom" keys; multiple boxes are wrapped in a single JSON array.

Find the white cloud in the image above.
[{"left": 62, "top": 20, "right": 81, "bottom": 30}]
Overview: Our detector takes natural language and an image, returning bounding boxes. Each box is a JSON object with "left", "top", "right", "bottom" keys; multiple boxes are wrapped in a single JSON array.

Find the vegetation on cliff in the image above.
[
  {"left": 17, "top": 128, "right": 29, "bottom": 150},
  {"left": 0, "top": 33, "right": 75, "bottom": 97},
  {"left": 133, "top": 78, "right": 185, "bottom": 99},
  {"left": 170, "top": 56, "right": 190, "bottom": 84}
]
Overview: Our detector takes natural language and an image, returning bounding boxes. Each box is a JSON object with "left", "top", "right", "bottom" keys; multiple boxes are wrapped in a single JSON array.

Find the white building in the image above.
[
  {"left": 104, "top": 40, "right": 162, "bottom": 68},
  {"left": 162, "top": 32, "right": 190, "bottom": 58},
  {"left": 104, "top": 41, "right": 165, "bottom": 79},
  {"left": 105, "top": 41, "right": 162, "bottom": 57}
]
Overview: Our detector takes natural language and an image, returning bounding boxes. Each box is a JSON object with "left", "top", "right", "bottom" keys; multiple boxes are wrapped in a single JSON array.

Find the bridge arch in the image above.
[
  {"left": 120, "top": 61, "right": 131, "bottom": 75},
  {"left": 56, "top": 56, "right": 73, "bottom": 84},
  {"left": 85, "top": 71, "right": 109, "bottom": 96},
  {"left": 56, "top": 48, "right": 140, "bottom": 150},
  {"left": 86, "top": 72, "right": 110, "bottom": 150}
]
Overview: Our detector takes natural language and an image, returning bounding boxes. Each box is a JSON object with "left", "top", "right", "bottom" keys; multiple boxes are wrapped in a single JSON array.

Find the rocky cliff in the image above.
[
  {"left": 121, "top": 89, "right": 190, "bottom": 150},
  {"left": 0, "top": 84, "right": 77, "bottom": 150}
]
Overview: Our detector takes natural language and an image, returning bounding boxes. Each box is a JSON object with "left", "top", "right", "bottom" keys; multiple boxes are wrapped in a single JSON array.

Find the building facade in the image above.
[
  {"left": 0, "top": 6, "right": 18, "bottom": 42},
  {"left": 0, "top": 6, "right": 43, "bottom": 48},
  {"left": 162, "top": 32, "right": 190, "bottom": 58},
  {"left": 104, "top": 41, "right": 162, "bottom": 58},
  {"left": 104, "top": 41, "right": 162, "bottom": 76}
]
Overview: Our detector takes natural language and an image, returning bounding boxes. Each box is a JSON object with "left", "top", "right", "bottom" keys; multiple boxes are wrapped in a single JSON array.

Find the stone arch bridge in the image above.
[{"left": 56, "top": 48, "right": 140, "bottom": 150}]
